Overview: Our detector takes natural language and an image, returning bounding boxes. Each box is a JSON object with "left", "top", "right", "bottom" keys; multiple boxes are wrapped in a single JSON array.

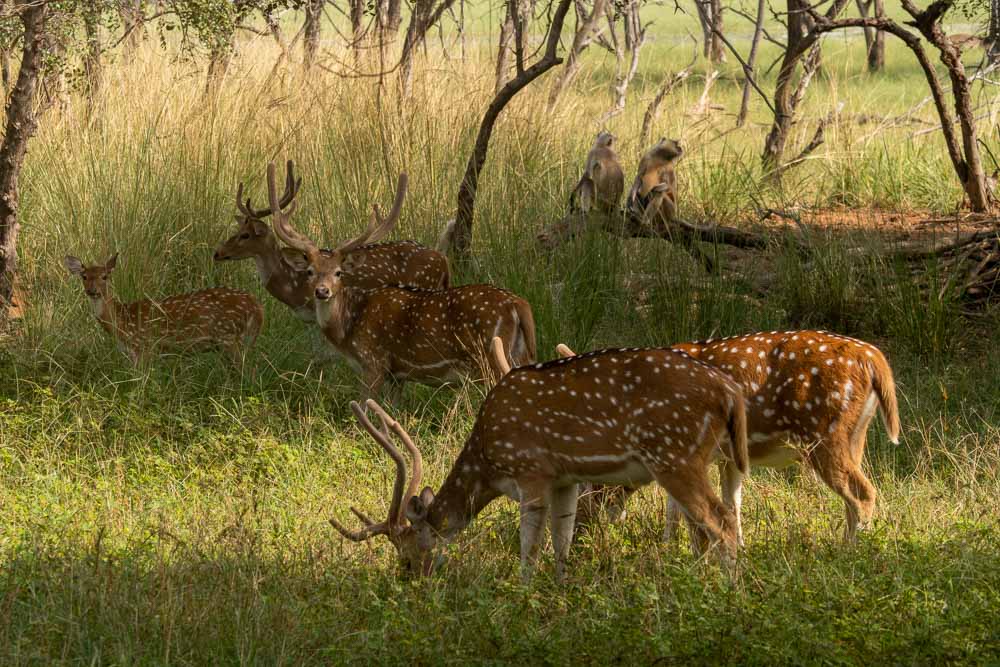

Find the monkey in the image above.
[
  {"left": 569, "top": 131, "right": 625, "bottom": 216},
  {"left": 627, "top": 138, "right": 684, "bottom": 225}
]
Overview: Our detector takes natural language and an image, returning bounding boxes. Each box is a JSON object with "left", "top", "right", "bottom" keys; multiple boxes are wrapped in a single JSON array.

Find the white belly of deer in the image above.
[
  {"left": 559, "top": 458, "right": 655, "bottom": 486},
  {"left": 749, "top": 440, "right": 801, "bottom": 468}
]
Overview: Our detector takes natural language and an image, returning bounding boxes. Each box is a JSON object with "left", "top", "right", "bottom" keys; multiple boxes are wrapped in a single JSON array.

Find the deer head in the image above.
[
  {"left": 330, "top": 400, "right": 440, "bottom": 576},
  {"left": 214, "top": 161, "right": 301, "bottom": 262},
  {"left": 64, "top": 253, "right": 118, "bottom": 300},
  {"left": 270, "top": 162, "right": 409, "bottom": 303}
]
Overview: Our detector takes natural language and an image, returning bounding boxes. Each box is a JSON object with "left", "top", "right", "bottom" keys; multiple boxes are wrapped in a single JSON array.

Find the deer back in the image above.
[
  {"left": 464, "top": 348, "right": 747, "bottom": 485},
  {"left": 342, "top": 241, "right": 449, "bottom": 290},
  {"left": 340, "top": 284, "right": 534, "bottom": 384},
  {"left": 673, "top": 330, "right": 900, "bottom": 453},
  {"left": 122, "top": 288, "right": 263, "bottom": 350}
]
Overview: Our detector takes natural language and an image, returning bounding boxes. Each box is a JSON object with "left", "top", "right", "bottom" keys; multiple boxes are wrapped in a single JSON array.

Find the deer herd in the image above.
[{"left": 61, "top": 136, "right": 902, "bottom": 583}]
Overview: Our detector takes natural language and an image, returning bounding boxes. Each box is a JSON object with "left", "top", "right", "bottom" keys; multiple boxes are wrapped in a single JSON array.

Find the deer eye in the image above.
[
  {"left": 306, "top": 267, "right": 315, "bottom": 277},
  {"left": 240, "top": 233, "right": 250, "bottom": 240},
  {"left": 334, "top": 270, "right": 343, "bottom": 278}
]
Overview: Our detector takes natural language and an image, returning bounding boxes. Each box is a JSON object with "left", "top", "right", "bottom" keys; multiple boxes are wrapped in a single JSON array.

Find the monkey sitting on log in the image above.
[
  {"left": 627, "top": 138, "right": 684, "bottom": 229},
  {"left": 569, "top": 131, "right": 625, "bottom": 216}
]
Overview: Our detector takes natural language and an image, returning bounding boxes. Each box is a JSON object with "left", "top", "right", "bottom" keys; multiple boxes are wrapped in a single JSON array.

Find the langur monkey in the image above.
[
  {"left": 569, "top": 131, "right": 625, "bottom": 216},
  {"left": 627, "top": 138, "right": 684, "bottom": 223}
]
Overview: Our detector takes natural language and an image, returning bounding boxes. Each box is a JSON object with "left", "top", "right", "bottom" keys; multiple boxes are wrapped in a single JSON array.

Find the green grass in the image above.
[{"left": 2, "top": 8, "right": 1000, "bottom": 664}]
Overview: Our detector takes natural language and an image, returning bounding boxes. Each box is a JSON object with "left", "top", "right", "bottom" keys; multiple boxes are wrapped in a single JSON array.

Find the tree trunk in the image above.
[
  {"left": 303, "top": 0, "right": 324, "bottom": 71},
  {"left": 204, "top": 29, "right": 235, "bottom": 100},
  {"left": 83, "top": 8, "right": 103, "bottom": 105},
  {"left": 546, "top": 0, "right": 607, "bottom": 111},
  {"left": 989, "top": 0, "right": 1000, "bottom": 65},
  {"left": 348, "top": 0, "right": 364, "bottom": 65},
  {"left": 449, "top": 0, "right": 572, "bottom": 262},
  {"left": 120, "top": 0, "right": 145, "bottom": 54},
  {"left": 857, "top": 0, "right": 886, "bottom": 71},
  {"left": 761, "top": 0, "right": 813, "bottom": 171},
  {"left": 737, "top": 0, "right": 766, "bottom": 126},
  {"left": 600, "top": 0, "right": 646, "bottom": 122},
  {"left": 0, "top": 3, "right": 48, "bottom": 321},
  {"left": 709, "top": 0, "right": 726, "bottom": 62},
  {"left": 495, "top": 6, "right": 515, "bottom": 95}
]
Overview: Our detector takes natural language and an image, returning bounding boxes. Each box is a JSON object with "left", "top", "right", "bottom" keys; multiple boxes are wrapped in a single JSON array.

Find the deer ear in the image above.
[
  {"left": 280, "top": 248, "right": 311, "bottom": 272},
  {"left": 105, "top": 254, "right": 118, "bottom": 271},
  {"left": 342, "top": 251, "right": 367, "bottom": 272},
  {"left": 63, "top": 255, "right": 84, "bottom": 275},
  {"left": 405, "top": 489, "right": 433, "bottom": 524},
  {"left": 251, "top": 220, "right": 270, "bottom": 236}
]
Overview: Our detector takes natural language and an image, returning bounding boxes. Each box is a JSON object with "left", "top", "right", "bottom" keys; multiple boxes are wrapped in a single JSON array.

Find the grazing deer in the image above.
[
  {"left": 332, "top": 347, "right": 748, "bottom": 581},
  {"left": 64, "top": 254, "right": 263, "bottom": 365},
  {"left": 556, "top": 330, "right": 901, "bottom": 542},
  {"left": 265, "top": 162, "right": 535, "bottom": 397},
  {"left": 213, "top": 160, "right": 449, "bottom": 322}
]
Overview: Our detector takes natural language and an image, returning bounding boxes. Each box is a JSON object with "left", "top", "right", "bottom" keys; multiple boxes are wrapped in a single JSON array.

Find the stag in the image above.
[
  {"left": 332, "top": 346, "right": 747, "bottom": 581},
  {"left": 214, "top": 161, "right": 449, "bottom": 322},
  {"left": 266, "top": 163, "right": 535, "bottom": 397}
]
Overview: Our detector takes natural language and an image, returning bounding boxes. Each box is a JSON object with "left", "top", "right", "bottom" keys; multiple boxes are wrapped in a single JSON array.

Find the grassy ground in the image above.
[{"left": 2, "top": 6, "right": 1000, "bottom": 664}]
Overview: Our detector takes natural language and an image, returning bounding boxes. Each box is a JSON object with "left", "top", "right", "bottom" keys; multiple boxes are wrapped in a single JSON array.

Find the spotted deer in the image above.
[
  {"left": 64, "top": 254, "right": 263, "bottom": 365},
  {"left": 555, "top": 330, "right": 901, "bottom": 542},
  {"left": 213, "top": 160, "right": 449, "bottom": 322},
  {"left": 265, "top": 162, "right": 535, "bottom": 397},
  {"left": 332, "top": 348, "right": 748, "bottom": 581}
]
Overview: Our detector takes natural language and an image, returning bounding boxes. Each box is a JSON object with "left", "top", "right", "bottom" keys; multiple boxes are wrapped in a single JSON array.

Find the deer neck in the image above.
[
  {"left": 254, "top": 240, "right": 312, "bottom": 314},
  {"left": 316, "top": 287, "right": 368, "bottom": 347},
  {"left": 426, "top": 449, "right": 501, "bottom": 540}
]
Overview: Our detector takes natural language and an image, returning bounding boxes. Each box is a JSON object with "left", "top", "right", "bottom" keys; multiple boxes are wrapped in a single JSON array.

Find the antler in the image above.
[
  {"left": 556, "top": 343, "right": 576, "bottom": 358},
  {"left": 266, "top": 162, "right": 318, "bottom": 258},
  {"left": 235, "top": 160, "right": 301, "bottom": 219},
  {"left": 338, "top": 173, "right": 408, "bottom": 254},
  {"left": 491, "top": 336, "right": 512, "bottom": 376},
  {"left": 329, "top": 400, "right": 423, "bottom": 541}
]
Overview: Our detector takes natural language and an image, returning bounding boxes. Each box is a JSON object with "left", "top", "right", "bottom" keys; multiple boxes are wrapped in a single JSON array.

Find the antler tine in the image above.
[
  {"left": 329, "top": 516, "right": 389, "bottom": 541},
  {"left": 278, "top": 159, "right": 302, "bottom": 209},
  {"left": 491, "top": 336, "right": 512, "bottom": 376},
  {"left": 350, "top": 400, "right": 409, "bottom": 532},
  {"left": 337, "top": 173, "right": 409, "bottom": 254},
  {"left": 235, "top": 181, "right": 257, "bottom": 218},
  {"left": 364, "top": 398, "right": 423, "bottom": 522},
  {"left": 555, "top": 343, "right": 576, "bottom": 358},
  {"left": 266, "top": 162, "right": 316, "bottom": 254}
]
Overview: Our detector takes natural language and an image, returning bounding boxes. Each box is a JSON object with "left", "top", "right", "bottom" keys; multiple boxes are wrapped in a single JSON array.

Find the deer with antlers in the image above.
[
  {"left": 64, "top": 253, "right": 263, "bottom": 365},
  {"left": 214, "top": 161, "right": 449, "bottom": 322},
  {"left": 333, "top": 346, "right": 748, "bottom": 581},
  {"left": 264, "top": 163, "right": 535, "bottom": 396},
  {"left": 554, "top": 330, "right": 901, "bottom": 542}
]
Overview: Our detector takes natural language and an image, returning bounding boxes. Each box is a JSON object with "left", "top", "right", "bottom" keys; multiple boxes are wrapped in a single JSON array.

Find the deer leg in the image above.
[
  {"left": 809, "top": 436, "right": 876, "bottom": 541},
  {"left": 663, "top": 493, "right": 683, "bottom": 543},
  {"left": 549, "top": 483, "right": 579, "bottom": 583},
  {"left": 518, "top": 480, "right": 551, "bottom": 583},
  {"left": 657, "top": 467, "right": 738, "bottom": 569},
  {"left": 718, "top": 459, "right": 745, "bottom": 546}
]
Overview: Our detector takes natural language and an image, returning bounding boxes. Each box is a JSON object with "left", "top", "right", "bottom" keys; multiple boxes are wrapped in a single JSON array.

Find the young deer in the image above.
[
  {"left": 64, "top": 254, "right": 263, "bottom": 365},
  {"left": 265, "top": 162, "right": 536, "bottom": 397},
  {"left": 556, "top": 330, "right": 901, "bottom": 542},
  {"left": 213, "top": 160, "right": 449, "bottom": 322},
  {"left": 332, "top": 348, "right": 748, "bottom": 581}
]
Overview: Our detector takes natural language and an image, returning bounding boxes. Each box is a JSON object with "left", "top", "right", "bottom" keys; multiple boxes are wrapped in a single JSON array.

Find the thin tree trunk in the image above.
[
  {"left": 120, "top": 0, "right": 145, "bottom": 54},
  {"left": 83, "top": 9, "right": 103, "bottom": 105},
  {"left": 0, "top": 2, "right": 48, "bottom": 321},
  {"left": 737, "top": 0, "right": 765, "bottom": 126},
  {"left": 449, "top": 0, "right": 573, "bottom": 262},
  {"left": 989, "top": 0, "right": 1000, "bottom": 65},
  {"left": 495, "top": 5, "right": 515, "bottom": 95},
  {"left": 204, "top": 34, "right": 234, "bottom": 100},
  {"left": 694, "top": 0, "right": 712, "bottom": 58},
  {"left": 546, "top": 0, "right": 607, "bottom": 111},
  {"left": 709, "top": 0, "right": 725, "bottom": 62},
  {"left": 600, "top": 0, "right": 646, "bottom": 122},
  {"left": 303, "top": 0, "right": 324, "bottom": 71}
]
